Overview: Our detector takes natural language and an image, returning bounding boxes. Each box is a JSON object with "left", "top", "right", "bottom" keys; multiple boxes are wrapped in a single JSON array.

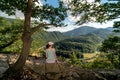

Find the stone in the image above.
[
  {"left": 0, "top": 60, "right": 9, "bottom": 78},
  {"left": 117, "top": 74, "right": 120, "bottom": 80}
]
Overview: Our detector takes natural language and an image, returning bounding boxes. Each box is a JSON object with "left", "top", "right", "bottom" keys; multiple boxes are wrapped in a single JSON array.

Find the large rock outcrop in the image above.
[
  {"left": 26, "top": 62, "right": 120, "bottom": 80},
  {"left": 0, "top": 54, "right": 120, "bottom": 80},
  {"left": 0, "top": 54, "right": 9, "bottom": 77}
]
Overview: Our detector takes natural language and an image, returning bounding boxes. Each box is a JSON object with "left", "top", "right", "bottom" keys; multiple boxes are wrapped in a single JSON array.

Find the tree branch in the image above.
[
  {"left": 0, "top": 38, "right": 19, "bottom": 50},
  {"left": 30, "top": 23, "right": 61, "bottom": 34}
]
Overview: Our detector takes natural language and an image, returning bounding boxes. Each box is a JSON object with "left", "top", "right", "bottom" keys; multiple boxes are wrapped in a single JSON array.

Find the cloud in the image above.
[
  {"left": 46, "top": 19, "right": 118, "bottom": 32},
  {"left": 87, "top": 0, "right": 95, "bottom": 3},
  {"left": 0, "top": 10, "right": 24, "bottom": 19},
  {"left": 68, "top": 15, "right": 81, "bottom": 22},
  {"left": 46, "top": 25, "right": 77, "bottom": 32},
  {"left": 0, "top": 11, "right": 14, "bottom": 18},
  {"left": 15, "top": 10, "right": 24, "bottom": 19},
  {"left": 82, "top": 21, "right": 113, "bottom": 28}
]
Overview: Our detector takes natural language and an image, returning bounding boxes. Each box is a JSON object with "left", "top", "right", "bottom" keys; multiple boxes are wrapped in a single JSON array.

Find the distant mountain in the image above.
[
  {"left": 54, "top": 33, "right": 103, "bottom": 58},
  {"left": 54, "top": 27, "right": 114, "bottom": 58},
  {"left": 87, "top": 28, "right": 112, "bottom": 39},
  {"left": 63, "top": 26, "right": 97, "bottom": 37},
  {"left": 32, "top": 30, "right": 65, "bottom": 43},
  {"left": 104, "top": 27, "right": 113, "bottom": 31},
  {"left": 63, "top": 26, "right": 113, "bottom": 38},
  {"left": 31, "top": 30, "right": 65, "bottom": 52}
]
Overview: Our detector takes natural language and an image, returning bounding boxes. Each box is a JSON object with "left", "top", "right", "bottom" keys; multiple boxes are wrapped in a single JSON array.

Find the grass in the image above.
[{"left": 83, "top": 52, "right": 100, "bottom": 62}]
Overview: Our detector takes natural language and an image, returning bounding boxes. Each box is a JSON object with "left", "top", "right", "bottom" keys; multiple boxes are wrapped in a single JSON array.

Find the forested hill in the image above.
[
  {"left": 63, "top": 26, "right": 97, "bottom": 37},
  {"left": 32, "top": 30, "right": 65, "bottom": 42},
  {"left": 54, "top": 27, "right": 114, "bottom": 57},
  {"left": 31, "top": 30, "right": 65, "bottom": 52},
  {"left": 54, "top": 33, "right": 103, "bottom": 56},
  {"left": 63, "top": 26, "right": 113, "bottom": 37},
  {"left": 86, "top": 28, "right": 112, "bottom": 39}
]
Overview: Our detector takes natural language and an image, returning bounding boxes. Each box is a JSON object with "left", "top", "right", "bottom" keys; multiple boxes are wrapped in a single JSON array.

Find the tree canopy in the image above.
[
  {"left": 68, "top": 0, "right": 120, "bottom": 24},
  {"left": 0, "top": 0, "right": 67, "bottom": 27},
  {"left": 0, "top": 17, "right": 23, "bottom": 50}
]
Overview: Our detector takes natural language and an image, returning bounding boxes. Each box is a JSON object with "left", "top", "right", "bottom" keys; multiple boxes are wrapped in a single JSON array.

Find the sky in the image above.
[
  {"left": 46, "top": 0, "right": 119, "bottom": 32},
  {"left": 0, "top": 0, "right": 119, "bottom": 32}
]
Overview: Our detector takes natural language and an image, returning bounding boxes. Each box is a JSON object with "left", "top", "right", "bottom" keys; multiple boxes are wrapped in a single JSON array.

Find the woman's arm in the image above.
[
  {"left": 46, "top": 50, "right": 48, "bottom": 59},
  {"left": 54, "top": 48, "right": 58, "bottom": 61}
]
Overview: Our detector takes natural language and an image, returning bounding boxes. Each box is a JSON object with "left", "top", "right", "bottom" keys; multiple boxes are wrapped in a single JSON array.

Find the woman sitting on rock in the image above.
[{"left": 45, "top": 42, "right": 58, "bottom": 63}]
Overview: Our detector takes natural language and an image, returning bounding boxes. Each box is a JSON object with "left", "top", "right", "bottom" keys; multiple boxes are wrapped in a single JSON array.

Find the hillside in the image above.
[
  {"left": 54, "top": 27, "right": 113, "bottom": 58},
  {"left": 63, "top": 26, "right": 97, "bottom": 37},
  {"left": 88, "top": 28, "right": 112, "bottom": 39},
  {"left": 63, "top": 26, "right": 113, "bottom": 38},
  {"left": 54, "top": 34, "right": 103, "bottom": 58},
  {"left": 31, "top": 30, "right": 66, "bottom": 53},
  {"left": 32, "top": 30, "right": 65, "bottom": 42},
  {"left": 32, "top": 26, "right": 113, "bottom": 53}
]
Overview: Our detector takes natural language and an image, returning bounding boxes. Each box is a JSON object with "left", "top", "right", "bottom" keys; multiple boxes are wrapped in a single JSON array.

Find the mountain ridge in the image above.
[{"left": 62, "top": 26, "right": 113, "bottom": 37}]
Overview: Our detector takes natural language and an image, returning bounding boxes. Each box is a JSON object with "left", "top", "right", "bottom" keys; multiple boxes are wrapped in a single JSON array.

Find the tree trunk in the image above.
[
  {"left": 2, "top": 0, "right": 33, "bottom": 79},
  {"left": 118, "top": 53, "right": 120, "bottom": 69},
  {"left": 13, "top": 0, "right": 32, "bottom": 70},
  {"left": 111, "top": 53, "right": 114, "bottom": 64}
]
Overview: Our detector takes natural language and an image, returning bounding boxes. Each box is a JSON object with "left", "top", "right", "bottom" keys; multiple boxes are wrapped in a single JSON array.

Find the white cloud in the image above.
[
  {"left": 0, "top": 11, "right": 14, "bottom": 18},
  {"left": 87, "top": 0, "right": 95, "bottom": 3},
  {"left": 46, "top": 19, "right": 117, "bottom": 32},
  {"left": 0, "top": 10, "right": 24, "bottom": 19},
  {"left": 46, "top": 25, "right": 77, "bottom": 32},
  {"left": 35, "top": 0, "right": 43, "bottom": 6},
  {"left": 68, "top": 15, "right": 81, "bottom": 22},
  {"left": 82, "top": 21, "right": 114, "bottom": 28},
  {"left": 15, "top": 10, "right": 24, "bottom": 19}
]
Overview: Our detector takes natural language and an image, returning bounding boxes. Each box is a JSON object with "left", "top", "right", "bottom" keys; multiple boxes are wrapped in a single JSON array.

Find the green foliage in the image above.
[
  {"left": 31, "top": 29, "right": 65, "bottom": 53},
  {"left": 0, "top": 17, "right": 23, "bottom": 51},
  {"left": 113, "top": 21, "right": 120, "bottom": 32},
  {"left": 32, "top": 30, "right": 65, "bottom": 42},
  {"left": 55, "top": 33, "right": 103, "bottom": 54},
  {"left": 0, "top": 0, "right": 27, "bottom": 15},
  {"left": 0, "top": 0, "right": 67, "bottom": 26},
  {"left": 66, "top": 51, "right": 83, "bottom": 66},
  {"left": 69, "top": 0, "right": 120, "bottom": 25},
  {"left": 89, "top": 58, "right": 114, "bottom": 69},
  {"left": 100, "top": 36, "right": 120, "bottom": 69},
  {"left": 100, "top": 36, "right": 120, "bottom": 53},
  {"left": 68, "top": 0, "right": 101, "bottom": 24},
  {"left": 3, "top": 40, "right": 22, "bottom": 53},
  {"left": 36, "top": 1, "right": 67, "bottom": 26}
]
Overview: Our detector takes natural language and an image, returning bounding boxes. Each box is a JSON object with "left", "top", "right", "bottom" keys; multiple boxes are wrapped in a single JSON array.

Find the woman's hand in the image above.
[{"left": 55, "top": 59, "right": 58, "bottom": 63}]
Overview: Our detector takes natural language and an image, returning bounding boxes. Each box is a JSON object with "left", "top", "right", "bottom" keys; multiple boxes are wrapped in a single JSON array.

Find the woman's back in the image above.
[{"left": 46, "top": 48, "right": 56, "bottom": 63}]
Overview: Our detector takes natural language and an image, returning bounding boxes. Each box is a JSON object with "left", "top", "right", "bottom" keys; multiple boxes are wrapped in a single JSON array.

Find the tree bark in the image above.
[
  {"left": 13, "top": 0, "right": 32, "bottom": 70},
  {"left": 0, "top": 1, "right": 34, "bottom": 79},
  {"left": 2, "top": 0, "right": 33, "bottom": 77}
]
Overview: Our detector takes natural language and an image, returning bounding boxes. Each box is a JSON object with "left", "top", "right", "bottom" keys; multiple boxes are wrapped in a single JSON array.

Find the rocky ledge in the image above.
[{"left": 0, "top": 54, "right": 120, "bottom": 80}]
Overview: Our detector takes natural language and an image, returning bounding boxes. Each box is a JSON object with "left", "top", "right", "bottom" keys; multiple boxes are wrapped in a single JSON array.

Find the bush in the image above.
[{"left": 89, "top": 58, "right": 114, "bottom": 69}]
